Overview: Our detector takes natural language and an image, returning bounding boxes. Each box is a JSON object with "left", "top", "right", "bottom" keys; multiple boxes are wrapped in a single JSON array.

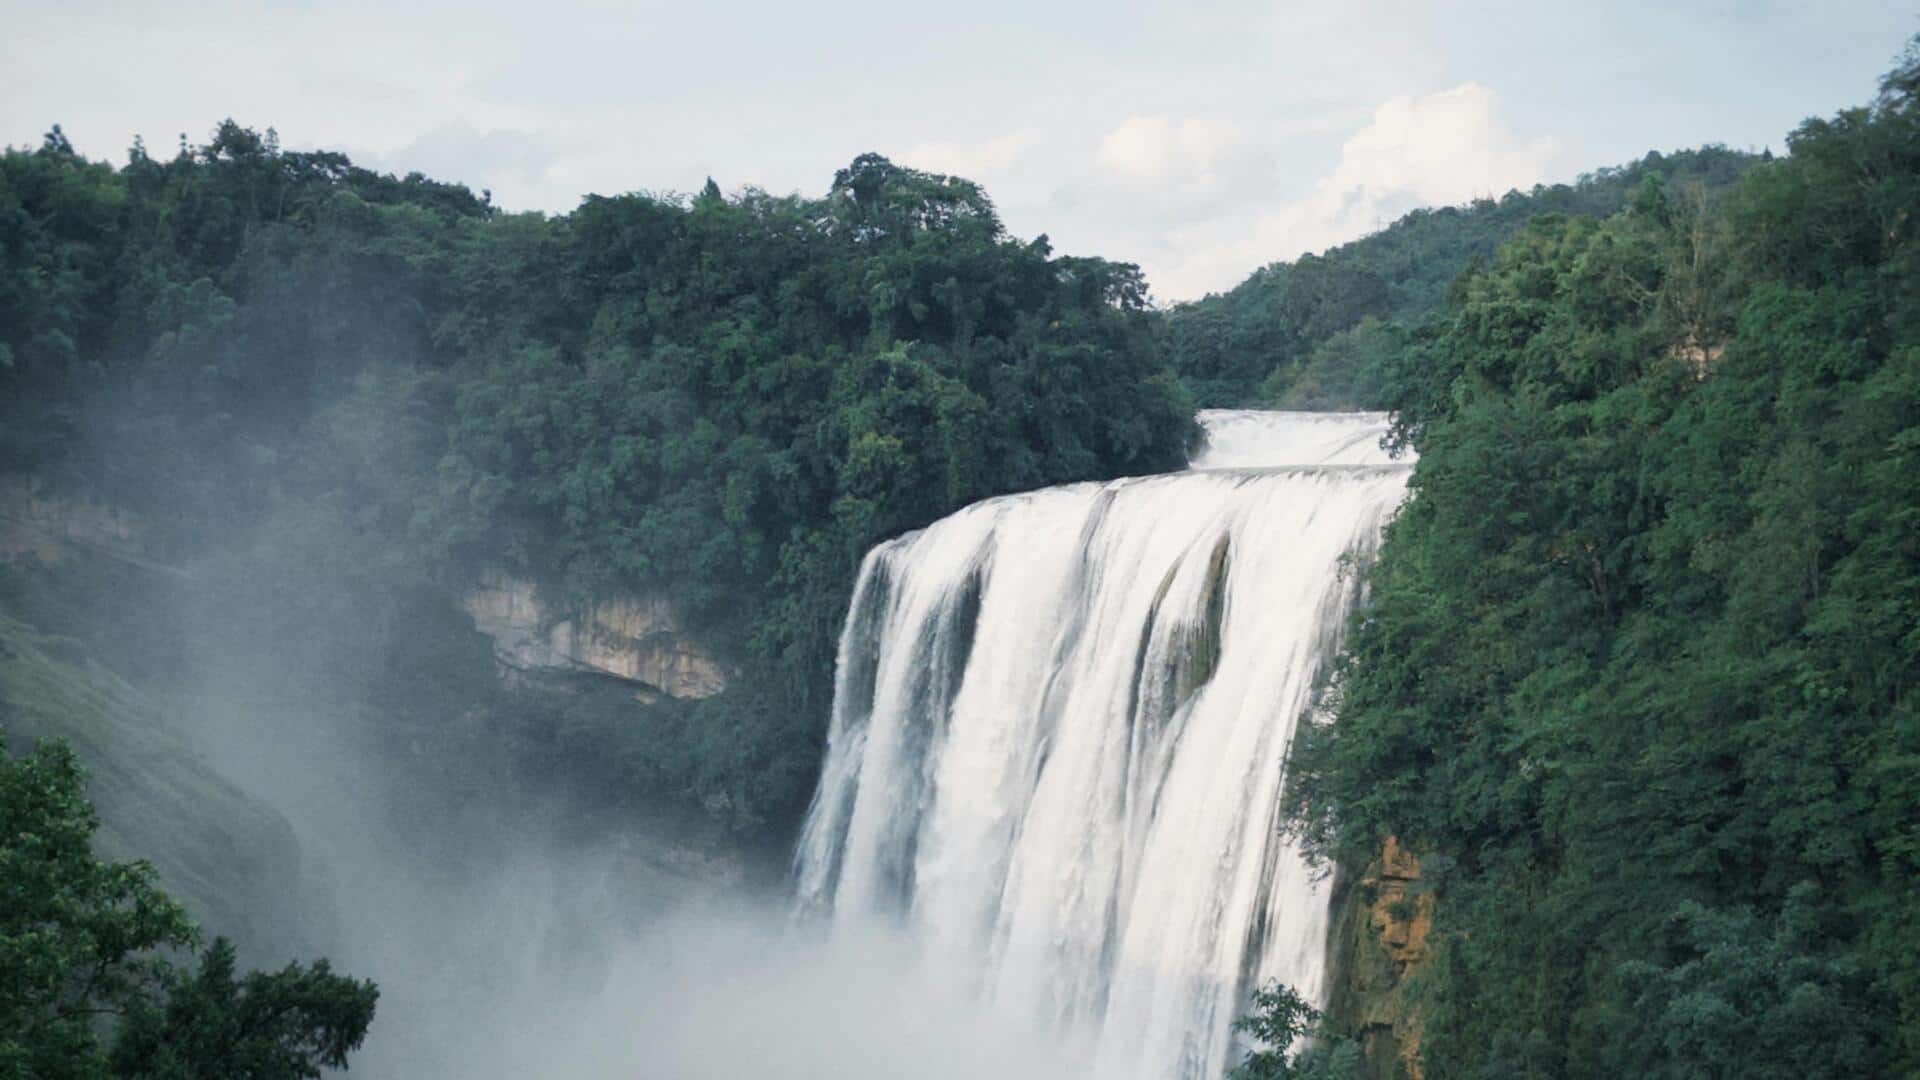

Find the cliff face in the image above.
[
  {"left": 1325, "top": 836, "right": 1432, "bottom": 1080},
  {"left": 0, "top": 477, "right": 138, "bottom": 564},
  {"left": 462, "top": 571, "right": 731, "bottom": 701}
]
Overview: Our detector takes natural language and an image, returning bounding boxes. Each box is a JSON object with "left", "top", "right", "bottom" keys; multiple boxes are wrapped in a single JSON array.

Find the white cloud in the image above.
[
  {"left": 354, "top": 122, "right": 579, "bottom": 208},
  {"left": 901, "top": 130, "right": 1042, "bottom": 179},
  {"left": 1155, "top": 83, "right": 1571, "bottom": 300},
  {"left": 1096, "top": 115, "right": 1239, "bottom": 184},
  {"left": 1305, "top": 83, "right": 1565, "bottom": 238}
]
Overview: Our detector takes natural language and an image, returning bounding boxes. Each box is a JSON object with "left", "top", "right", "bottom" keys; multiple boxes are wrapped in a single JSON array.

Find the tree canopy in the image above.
[
  {"left": 0, "top": 735, "right": 377, "bottom": 1078},
  {"left": 0, "top": 127, "right": 1192, "bottom": 833},
  {"left": 1161, "top": 145, "right": 1759, "bottom": 408}
]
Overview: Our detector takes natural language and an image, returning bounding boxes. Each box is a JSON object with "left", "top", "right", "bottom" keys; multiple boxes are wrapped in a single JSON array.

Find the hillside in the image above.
[
  {"left": 1160, "top": 145, "right": 1758, "bottom": 408},
  {"left": 0, "top": 598, "right": 311, "bottom": 957}
]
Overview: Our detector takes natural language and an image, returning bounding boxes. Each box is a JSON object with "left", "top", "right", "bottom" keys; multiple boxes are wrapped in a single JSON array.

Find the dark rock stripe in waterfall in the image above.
[
  {"left": 861, "top": 541, "right": 991, "bottom": 915},
  {"left": 791, "top": 550, "right": 896, "bottom": 913}
]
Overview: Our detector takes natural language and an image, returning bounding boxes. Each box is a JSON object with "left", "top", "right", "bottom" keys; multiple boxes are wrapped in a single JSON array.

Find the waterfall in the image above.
[{"left": 793, "top": 411, "right": 1412, "bottom": 1079}]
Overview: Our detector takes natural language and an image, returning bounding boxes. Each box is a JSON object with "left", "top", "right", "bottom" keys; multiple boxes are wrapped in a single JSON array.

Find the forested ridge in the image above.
[
  {"left": 1162, "top": 145, "right": 1757, "bottom": 410},
  {"left": 1, "top": 134, "right": 1192, "bottom": 833},
  {"left": 1280, "top": 39, "right": 1920, "bottom": 1079}
]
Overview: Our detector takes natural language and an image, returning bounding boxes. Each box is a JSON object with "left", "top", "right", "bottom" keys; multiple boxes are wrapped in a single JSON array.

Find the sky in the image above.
[{"left": 3, "top": 1, "right": 1914, "bottom": 302}]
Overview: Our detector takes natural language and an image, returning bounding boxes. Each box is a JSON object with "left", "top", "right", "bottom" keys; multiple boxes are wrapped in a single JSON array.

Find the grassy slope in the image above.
[{"left": 0, "top": 608, "right": 312, "bottom": 957}]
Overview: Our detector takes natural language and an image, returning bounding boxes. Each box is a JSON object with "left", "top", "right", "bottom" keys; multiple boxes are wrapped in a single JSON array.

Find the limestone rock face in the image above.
[
  {"left": 462, "top": 571, "right": 730, "bottom": 700},
  {"left": 1326, "top": 835, "right": 1434, "bottom": 1080},
  {"left": 1368, "top": 836, "right": 1433, "bottom": 971},
  {"left": 0, "top": 476, "right": 140, "bottom": 565}
]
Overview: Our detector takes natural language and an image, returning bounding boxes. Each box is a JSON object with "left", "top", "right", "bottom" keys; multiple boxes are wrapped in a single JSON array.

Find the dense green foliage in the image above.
[
  {"left": 0, "top": 735, "right": 376, "bottom": 1078},
  {"left": 1163, "top": 146, "right": 1757, "bottom": 408},
  {"left": 1287, "top": 39, "right": 1920, "bottom": 1078},
  {"left": 1230, "top": 982, "right": 1363, "bottom": 1080},
  {"left": 1, "top": 130, "right": 1192, "bottom": 833}
]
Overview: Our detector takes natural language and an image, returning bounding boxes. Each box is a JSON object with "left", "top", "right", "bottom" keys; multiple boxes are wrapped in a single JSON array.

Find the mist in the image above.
[
  {"left": 102, "top": 579, "right": 953, "bottom": 1078},
  {"left": 357, "top": 899, "right": 1091, "bottom": 1079},
  {"left": 79, "top": 426, "right": 1093, "bottom": 1078}
]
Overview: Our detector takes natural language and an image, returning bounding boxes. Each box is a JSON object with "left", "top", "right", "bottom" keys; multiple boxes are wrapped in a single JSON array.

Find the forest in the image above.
[
  {"left": 1280, "top": 40, "right": 1920, "bottom": 1079},
  {"left": 1159, "top": 144, "right": 1757, "bottom": 410},
  {"left": 3, "top": 31, "right": 1916, "bottom": 1080},
  {"left": 0, "top": 132, "right": 1193, "bottom": 833}
]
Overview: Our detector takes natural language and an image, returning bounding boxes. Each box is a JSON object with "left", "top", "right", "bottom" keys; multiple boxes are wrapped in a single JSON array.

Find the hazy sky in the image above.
[{"left": 4, "top": 1, "right": 1914, "bottom": 301}]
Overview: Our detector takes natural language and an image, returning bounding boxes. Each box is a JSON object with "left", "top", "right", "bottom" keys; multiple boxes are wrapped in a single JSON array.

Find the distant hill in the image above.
[{"left": 1158, "top": 145, "right": 1760, "bottom": 408}]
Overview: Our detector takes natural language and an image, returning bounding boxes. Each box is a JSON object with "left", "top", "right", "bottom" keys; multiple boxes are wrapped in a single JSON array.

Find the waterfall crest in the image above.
[{"left": 793, "top": 411, "right": 1412, "bottom": 1079}]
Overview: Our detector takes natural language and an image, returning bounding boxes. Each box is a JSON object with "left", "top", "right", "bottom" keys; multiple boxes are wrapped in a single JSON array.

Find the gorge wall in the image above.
[
  {"left": 1325, "top": 837, "right": 1432, "bottom": 1079},
  {"left": 462, "top": 571, "right": 731, "bottom": 702}
]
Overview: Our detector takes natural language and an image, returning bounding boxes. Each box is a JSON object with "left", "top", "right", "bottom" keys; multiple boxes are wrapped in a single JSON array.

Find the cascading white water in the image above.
[
  {"left": 1188, "top": 410, "right": 1399, "bottom": 469},
  {"left": 793, "top": 411, "right": 1412, "bottom": 1079}
]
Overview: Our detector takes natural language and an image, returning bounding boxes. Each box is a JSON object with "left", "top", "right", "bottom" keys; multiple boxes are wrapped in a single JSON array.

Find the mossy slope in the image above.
[{"left": 0, "top": 610, "right": 308, "bottom": 956}]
